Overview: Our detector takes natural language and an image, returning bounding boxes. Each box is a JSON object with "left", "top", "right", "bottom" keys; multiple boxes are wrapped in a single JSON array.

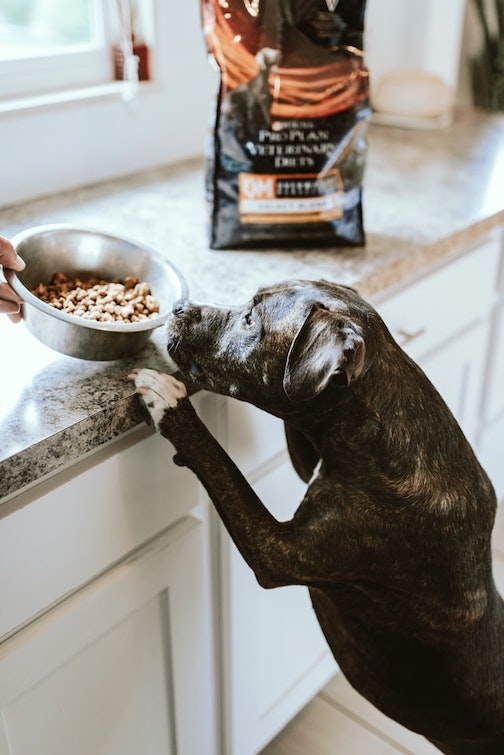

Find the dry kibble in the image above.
[{"left": 31, "top": 272, "right": 160, "bottom": 323}]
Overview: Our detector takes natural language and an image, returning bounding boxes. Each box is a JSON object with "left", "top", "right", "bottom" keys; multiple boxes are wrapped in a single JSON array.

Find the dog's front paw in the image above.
[{"left": 129, "top": 368, "right": 187, "bottom": 431}]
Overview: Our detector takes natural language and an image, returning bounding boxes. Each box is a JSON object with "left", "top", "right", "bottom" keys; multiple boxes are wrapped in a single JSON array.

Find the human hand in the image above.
[{"left": 0, "top": 235, "right": 25, "bottom": 323}]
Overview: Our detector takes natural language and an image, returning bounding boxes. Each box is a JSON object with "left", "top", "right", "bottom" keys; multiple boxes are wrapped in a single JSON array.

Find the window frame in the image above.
[
  {"left": 0, "top": 48, "right": 115, "bottom": 102},
  {"left": 0, "top": 0, "right": 132, "bottom": 102},
  {"left": 0, "top": 0, "right": 217, "bottom": 209}
]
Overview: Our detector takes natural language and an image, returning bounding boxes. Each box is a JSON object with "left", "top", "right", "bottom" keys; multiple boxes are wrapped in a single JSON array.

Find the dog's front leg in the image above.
[{"left": 129, "top": 368, "right": 305, "bottom": 589}]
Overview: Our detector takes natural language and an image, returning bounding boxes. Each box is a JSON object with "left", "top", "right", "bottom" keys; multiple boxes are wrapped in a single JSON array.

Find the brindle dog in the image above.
[{"left": 130, "top": 279, "right": 504, "bottom": 754}]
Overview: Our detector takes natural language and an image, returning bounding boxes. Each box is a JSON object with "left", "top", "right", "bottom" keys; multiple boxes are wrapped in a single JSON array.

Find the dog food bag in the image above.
[{"left": 201, "top": 0, "right": 370, "bottom": 249}]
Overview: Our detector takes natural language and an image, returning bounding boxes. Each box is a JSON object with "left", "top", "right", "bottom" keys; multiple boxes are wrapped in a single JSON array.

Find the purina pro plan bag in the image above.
[{"left": 201, "top": 0, "right": 370, "bottom": 249}]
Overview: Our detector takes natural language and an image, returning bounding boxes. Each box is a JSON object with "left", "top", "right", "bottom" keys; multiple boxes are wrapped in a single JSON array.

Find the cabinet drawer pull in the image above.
[{"left": 396, "top": 326, "right": 426, "bottom": 346}]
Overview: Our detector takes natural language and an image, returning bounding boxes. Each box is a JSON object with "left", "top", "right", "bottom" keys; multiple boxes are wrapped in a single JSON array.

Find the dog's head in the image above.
[{"left": 165, "top": 279, "right": 382, "bottom": 412}]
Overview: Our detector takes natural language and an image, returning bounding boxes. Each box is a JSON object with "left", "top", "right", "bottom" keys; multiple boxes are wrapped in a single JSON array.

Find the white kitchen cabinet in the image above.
[
  {"left": 2, "top": 231, "right": 504, "bottom": 755},
  {"left": 0, "top": 517, "right": 217, "bottom": 755},
  {"left": 214, "top": 231, "right": 504, "bottom": 754},
  {"left": 479, "top": 278, "right": 504, "bottom": 500},
  {"left": 375, "top": 231, "right": 504, "bottom": 502},
  {"left": 479, "top": 418, "right": 504, "bottom": 502},
  {"left": 406, "top": 320, "right": 489, "bottom": 448},
  {"left": 216, "top": 397, "right": 336, "bottom": 755},
  {"left": 484, "top": 303, "right": 504, "bottom": 422},
  {"left": 375, "top": 238, "right": 499, "bottom": 364},
  {"left": 0, "top": 428, "right": 201, "bottom": 642},
  {"left": 374, "top": 236, "right": 500, "bottom": 447},
  {"left": 0, "top": 393, "right": 219, "bottom": 755}
]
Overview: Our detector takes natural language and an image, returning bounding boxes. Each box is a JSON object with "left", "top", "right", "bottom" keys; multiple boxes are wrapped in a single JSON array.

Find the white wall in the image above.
[
  {"left": 0, "top": 1, "right": 218, "bottom": 208},
  {"left": 365, "top": 0, "right": 467, "bottom": 96},
  {"left": 1, "top": 0, "right": 480, "bottom": 210}
]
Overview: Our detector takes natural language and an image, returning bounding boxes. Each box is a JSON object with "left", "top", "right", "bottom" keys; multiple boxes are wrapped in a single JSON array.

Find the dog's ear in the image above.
[{"left": 283, "top": 305, "right": 365, "bottom": 401}]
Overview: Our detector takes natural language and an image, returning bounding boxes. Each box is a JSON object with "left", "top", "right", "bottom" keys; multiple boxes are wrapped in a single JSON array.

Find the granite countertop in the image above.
[{"left": 2, "top": 108, "right": 504, "bottom": 505}]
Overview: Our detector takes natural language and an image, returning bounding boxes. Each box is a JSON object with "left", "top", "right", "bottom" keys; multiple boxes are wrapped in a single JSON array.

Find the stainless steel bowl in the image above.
[{"left": 6, "top": 224, "right": 187, "bottom": 361}]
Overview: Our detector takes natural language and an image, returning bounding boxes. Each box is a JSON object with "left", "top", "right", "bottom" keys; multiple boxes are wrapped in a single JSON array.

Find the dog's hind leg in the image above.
[{"left": 129, "top": 368, "right": 318, "bottom": 589}]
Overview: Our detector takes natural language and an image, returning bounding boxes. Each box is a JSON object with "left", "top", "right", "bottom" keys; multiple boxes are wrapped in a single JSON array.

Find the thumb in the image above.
[{"left": 0, "top": 236, "right": 26, "bottom": 272}]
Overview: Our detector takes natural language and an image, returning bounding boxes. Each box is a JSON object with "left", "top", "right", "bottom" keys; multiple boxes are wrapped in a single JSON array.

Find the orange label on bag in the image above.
[{"left": 238, "top": 170, "right": 344, "bottom": 224}]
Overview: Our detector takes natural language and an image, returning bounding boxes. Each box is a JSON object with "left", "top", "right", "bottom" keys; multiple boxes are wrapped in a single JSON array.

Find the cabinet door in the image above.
[
  {"left": 478, "top": 417, "right": 504, "bottom": 502},
  {"left": 0, "top": 429, "right": 200, "bottom": 642},
  {"left": 479, "top": 303, "right": 504, "bottom": 501},
  {"left": 226, "top": 397, "right": 287, "bottom": 475},
  {"left": 0, "top": 517, "right": 217, "bottom": 755},
  {"left": 374, "top": 239, "right": 500, "bottom": 450},
  {"left": 374, "top": 238, "right": 499, "bottom": 365},
  {"left": 418, "top": 321, "right": 488, "bottom": 448},
  {"left": 220, "top": 454, "right": 336, "bottom": 755},
  {"left": 484, "top": 304, "right": 504, "bottom": 423}
]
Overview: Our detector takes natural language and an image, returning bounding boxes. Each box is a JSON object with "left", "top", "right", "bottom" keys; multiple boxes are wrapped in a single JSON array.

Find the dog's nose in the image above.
[{"left": 171, "top": 298, "right": 188, "bottom": 316}]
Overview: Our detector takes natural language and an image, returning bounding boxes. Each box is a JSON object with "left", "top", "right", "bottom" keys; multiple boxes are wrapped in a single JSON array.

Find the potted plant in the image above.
[{"left": 471, "top": 0, "right": 504, "bottom": 110}]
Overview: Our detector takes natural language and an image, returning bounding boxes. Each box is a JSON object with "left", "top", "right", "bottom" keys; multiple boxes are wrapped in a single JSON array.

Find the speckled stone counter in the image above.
[{"left": 2, "top": 108, "right": 504, "bottom": 504}]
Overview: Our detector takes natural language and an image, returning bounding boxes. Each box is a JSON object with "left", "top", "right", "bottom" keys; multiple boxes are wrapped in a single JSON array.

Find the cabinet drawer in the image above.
[
  {"left": 226, "top": 398, "right": 287, "bottom": 476},
  {"left": 0, "top": 430, "right": 200, "bottom": 641},
  {"left": 374, "top": 238, "right": 500, "bottom": 361}
]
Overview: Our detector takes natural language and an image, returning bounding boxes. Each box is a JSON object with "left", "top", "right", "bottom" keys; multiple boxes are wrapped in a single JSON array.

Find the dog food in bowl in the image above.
[
  {"left": 6, "top": 224, "right": 188, "bottom": 360},
  {"left": 31, "top": 272, "right": 160, "bottom": 323}
]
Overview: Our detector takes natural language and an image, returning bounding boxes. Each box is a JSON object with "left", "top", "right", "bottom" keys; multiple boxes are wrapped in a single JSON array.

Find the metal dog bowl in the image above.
[{"left": 6, "top": 224, "right": 187, "bottom": 361}]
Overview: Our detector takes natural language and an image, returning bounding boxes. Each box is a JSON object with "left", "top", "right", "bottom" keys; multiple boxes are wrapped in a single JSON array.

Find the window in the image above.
[
  {"left": 0, "top": 0, "right": 215, "bottom": 208},
  {"left": 0, "top": 0, "right": 150, "bottom": 102},
  {"left": 0, "top": 0, "right": 97, "bottom": 57}
]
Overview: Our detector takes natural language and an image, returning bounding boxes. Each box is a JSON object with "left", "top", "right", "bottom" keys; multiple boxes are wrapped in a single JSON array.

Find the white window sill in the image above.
[{"left": 0, "top": 81, "right": 155, "bottom": 117}]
